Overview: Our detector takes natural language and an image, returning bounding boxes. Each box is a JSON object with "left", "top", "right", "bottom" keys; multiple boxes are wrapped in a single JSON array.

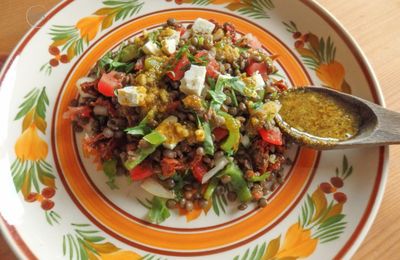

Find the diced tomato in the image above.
[
  {"left": 213, "top": 127, "right": 229, "bottom": 142},
  {"left": 206, "top": 59, "right": 220, "bottom": 78},
  {"left": 167, "top": 55, "right": 190, "bottom": 81},
  {"left": 192, "top": 161, "right": 208, "bottom": 183},
  {"left": 195, "top": 50, "right": 208, "bottom": 58},
  {"left": 245, "top": 60, "right": 268, "bottom": 76},
  {"left": 194, "top": 51, "right": 219, "bottom": 78},
  {"left": 273, "top": 80, "right": 288, "bottom": 92},
  {"left": 98, "top": 71, "right": 121, "bottom": 97},
  {"left": 258, "top": 128, "right": 283, "bottom": 146},
  {"left": 161, "top": 158, "right": 185, "bottom": 177},
  {"left": 268, "top": 155, "right": 285, "bottom": 172},
  {"left": 177, "top": 26, "right": 186, "bottom": 36},
  {"left": 130, "top": 162, "right": 154, "bottom": 181}
]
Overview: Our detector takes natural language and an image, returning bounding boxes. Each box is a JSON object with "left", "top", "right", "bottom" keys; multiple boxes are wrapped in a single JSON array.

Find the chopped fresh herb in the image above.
[
  {"left": 202, "top": 121, "right": 214, "bottom": 155},
  {"left": 237, "top": 46, "right": 250, "bottom": 53},
  {"left": 172, "top": 174, "right": 184, "bottom": 200},
  {"left": 251, "top": 101, "right": 264, "bottom": 110},
  {"left": 230, "top": 89, "right": 238, "bottom": 106},
  {"left": 148, "top": 30, "right": 161, "bottom": 46},
  {"left": 124, "top": 110, "right": 153, "bottom": 136},
  {"left": 98, "top": 52, "right": 134, "bottom": 74},
  {"left": 103, "top": 159, "right": 118, "bottom": 190},
  {"left": 175, "top": 44, "right": 189, "bottom": 60},
  {"left": 148, "top": 196, "right": 171, "bottom": 224},
  {"left": 209, "top": 76, "right": 227, "bottom": 109},
  {"left": 207, "top": 77, "right": 216, "bottom": 89}
]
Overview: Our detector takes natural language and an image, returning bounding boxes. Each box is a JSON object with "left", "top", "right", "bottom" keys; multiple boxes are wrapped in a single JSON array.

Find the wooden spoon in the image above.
[{"left": 275, "top": 86, "right": 400, "bottom": 150}]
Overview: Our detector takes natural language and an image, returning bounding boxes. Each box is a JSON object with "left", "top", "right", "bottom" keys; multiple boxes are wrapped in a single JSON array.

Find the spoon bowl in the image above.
[{"left": 275, "top": 86, "right": 400, "bottom": 149}]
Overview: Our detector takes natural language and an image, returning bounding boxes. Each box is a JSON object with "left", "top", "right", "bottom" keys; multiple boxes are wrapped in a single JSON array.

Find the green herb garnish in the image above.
[
  {"left": 148, "top": 196, "right": 171, "bottom": 224},
  {"left": 103, "top": 159, "right": 118, "bottom": 190}
]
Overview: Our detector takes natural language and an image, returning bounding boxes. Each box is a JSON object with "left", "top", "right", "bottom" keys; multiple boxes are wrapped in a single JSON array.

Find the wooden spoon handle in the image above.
[{"left": 371, "top": 104, "right": 400, "bottom": 145}]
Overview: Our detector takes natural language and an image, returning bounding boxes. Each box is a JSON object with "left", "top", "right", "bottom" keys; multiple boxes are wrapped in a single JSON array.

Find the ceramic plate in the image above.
[{"left": 0, "top": 1, "right": 388, "bottom": 259}]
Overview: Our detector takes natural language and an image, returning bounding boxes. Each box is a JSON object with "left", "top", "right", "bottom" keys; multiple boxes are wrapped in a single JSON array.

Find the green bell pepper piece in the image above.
[
  {"left": 204, "top": 177, "right": 219, "bottom": 200},
  {"left": 119, "top": 43, "right": 141, "bottom": 63},
  {"left": 202, "top": 121, "right": 214, "bottom": 156},
  {"left": 124, "top": 130, "right": 166, "bottom": 170},
  {"left": 220, "top": 162, "right": 252, "bottom": 202},
  {"left": 218, "top": 111, "right": 240, "bottom": 153},
  {"left": 248, "top": 171, "right": 270, "bottom": 182}
]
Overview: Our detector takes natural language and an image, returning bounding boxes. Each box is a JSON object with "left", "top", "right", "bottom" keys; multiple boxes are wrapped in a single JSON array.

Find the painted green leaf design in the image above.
[
  {"left": 212, "top": 191, "right": 228, "bottom": 216},
  {"left": 15, "top": 89, "right": 40, "bottom": 120},
  {"left": 233, "top": 241, "right": 268, "bottom": 260}
]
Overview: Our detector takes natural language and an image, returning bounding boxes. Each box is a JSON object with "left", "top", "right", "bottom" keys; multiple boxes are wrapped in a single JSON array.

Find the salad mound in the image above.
[{"left": 65, "top": 17, "right": 290, "bottom": 224}]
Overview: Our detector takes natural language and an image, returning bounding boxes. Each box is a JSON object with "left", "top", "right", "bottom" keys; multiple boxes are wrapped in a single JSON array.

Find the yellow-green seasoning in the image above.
[{"left": 278, "top": 90, "right": 360, "bottom": 141}]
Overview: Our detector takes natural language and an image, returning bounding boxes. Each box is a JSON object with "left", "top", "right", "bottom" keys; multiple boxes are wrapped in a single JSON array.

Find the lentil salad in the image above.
[{"left": 65, "top": 18, "right": 290, "bottom": 224}]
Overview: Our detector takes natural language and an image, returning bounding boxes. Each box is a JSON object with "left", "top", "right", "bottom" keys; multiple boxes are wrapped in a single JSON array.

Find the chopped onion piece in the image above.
[
  {"left": 140, "top": 178, "right": 175, "bottom": 199},
  {"left": 240, "top": 134, "right": 250, "bottom": 148},
  {"left": 93, "top": 105, "right": 108, "bottom": 116},
  {"left": 76, "top": 77, "right": 96, "bottom": 98},
  {"left": 201, "top": 156, "right": 229, "bottom": 184}
]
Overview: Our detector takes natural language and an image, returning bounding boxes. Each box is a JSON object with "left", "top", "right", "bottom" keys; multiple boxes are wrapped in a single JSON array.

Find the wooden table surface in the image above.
[{"left": 1, "top": 0, "right": 399, "bottom": 259}]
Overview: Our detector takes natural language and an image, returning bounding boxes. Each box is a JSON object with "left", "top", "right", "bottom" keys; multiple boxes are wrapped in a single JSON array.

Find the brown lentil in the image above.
[
  {"left": 166, "top": 199, "right": 177, "bottom": 209},
  {"left": 238, "top": 203, "right": 248, "bottom": 211}
]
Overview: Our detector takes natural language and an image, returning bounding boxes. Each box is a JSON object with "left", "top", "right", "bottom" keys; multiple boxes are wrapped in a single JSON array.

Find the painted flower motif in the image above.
[
  {"left": 48, "top": 46, "right": 69, "bottom": 67},
  {"left": 76, "top": 15, "right": 106, "bottom": 43},
  {"left": 42, "top": 1, "right": 145, "bottom": 74},
  {"left": 99, "top": 250, "right": 142, "bottom": 260},
  {"left": 15, "top": 124, "right": 48, "bottom": 161},
  {"left": 234, "top": 156, "right": 352, "bottom": 260},
  {"left": 63, "top": 223, "right": 145, "bottom": 260},
  {"left": 284, "top": 21, "right": 351, "bottom": 93},
  {"left": 274, "top": 223, "right": 318, "bottom": 259}
]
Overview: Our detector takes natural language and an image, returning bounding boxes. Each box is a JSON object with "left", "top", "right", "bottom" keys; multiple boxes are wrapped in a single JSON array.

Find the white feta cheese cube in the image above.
[
  {"left": 180, "top": 65, "right": 207, "bottom": 96},
  {"left": 192, "top": 18, "right": 215, "bottom": 34},
  {"left": 142, "top": 41, "right": 161, "bottom": 55},
  {"left": 252, "top": 72, "right": 265, "bottom": 90},
  {"left": 161, "top": 38, "right": 176, "bottom": 55},
  {"left": 168, "top": 30, "right": 181, "bottom": 44},
  {"left": 117, "top": 86, "right": 147, "bottom": 107}
]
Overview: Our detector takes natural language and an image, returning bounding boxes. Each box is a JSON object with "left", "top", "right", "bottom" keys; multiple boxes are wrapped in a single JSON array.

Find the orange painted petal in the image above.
[
  {"left": 38, "top": 173, "right": 55, "bottom": 189},
  {"left": 262, "top": 235, "right": 281, "bottom": 259},
  {"left": 76, "top": 15, "right": 105, "bottom": 42},
  {"left": 276, "top": 237, "right": 318, "bottom": 259},
  {"left": 67, "top": 41, "right": 77, "bottom": 61},
  {"left": 212, "top": 0, "right": 241, "bottom": 4},
  {"left": 21, "top": 171, "right": 32, "bottom": 199},
  {"left": 15, "top": 124, "right": 48, "bottom": 161},
  {"left": 100, "top": 250, "right": 142, "bottom": 260},
  {"left": 89, "top": 242, "right": 119, "bottom": 254},
  {"left": 316, "top": 61, "right": 345, "bottom": 91},
  {"left": 281, "top": 223, "right": 302, "bottom": 249},
  {"left": 226, "top": 3, "right": 247, "bottom": 11},
  {"left": 276, "top": 223, "right": 318, "bottom": 259},
  {"left": 320, "top": 203, "right": 343, "bottom": 223},
  {"left": 296, "top": 47, "right": 317, "bottom": 60},
  {"left": 311, "top": 188, "right": 327, "bottom": 222}
]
